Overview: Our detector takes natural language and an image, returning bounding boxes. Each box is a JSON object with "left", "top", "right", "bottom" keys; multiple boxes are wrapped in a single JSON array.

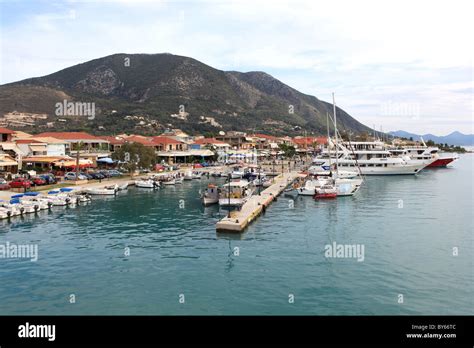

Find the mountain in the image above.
[
  {"left": 389, "top": 130, "right": 474, "bottom": 146},
  {"left": 0, "top": 53, "right": 371, "bottom": 136}
]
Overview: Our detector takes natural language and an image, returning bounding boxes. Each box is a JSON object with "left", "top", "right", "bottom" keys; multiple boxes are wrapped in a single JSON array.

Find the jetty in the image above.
[{"left": 216, "top": 171, "right": 305, "bottom": 233}]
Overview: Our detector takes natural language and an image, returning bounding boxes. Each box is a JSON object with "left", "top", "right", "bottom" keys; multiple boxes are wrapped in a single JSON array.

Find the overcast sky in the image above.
[{"left": 1, "top": 0, "right": 472, "bottom": 135}]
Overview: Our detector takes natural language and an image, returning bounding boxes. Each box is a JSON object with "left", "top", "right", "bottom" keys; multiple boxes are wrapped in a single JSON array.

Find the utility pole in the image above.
[
  {"left": 227, "top": 173, "right": 231, "bottom": 218},
  {"left": 75, "top": 141, "right": 81, "bottom": 181}
]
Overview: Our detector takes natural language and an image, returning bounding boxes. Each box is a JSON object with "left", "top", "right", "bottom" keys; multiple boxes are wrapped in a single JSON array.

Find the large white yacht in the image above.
[
  {"left": 388, "top": 140, "right": 458, "bottom": 168},
  {"left": 313, "top": 140, "right": 429, "bottom": 175}
]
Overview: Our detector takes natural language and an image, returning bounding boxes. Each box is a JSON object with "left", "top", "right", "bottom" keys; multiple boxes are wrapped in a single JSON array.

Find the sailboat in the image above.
[{"left": 314, "top": 93, "right": 363, "bottom": 199}]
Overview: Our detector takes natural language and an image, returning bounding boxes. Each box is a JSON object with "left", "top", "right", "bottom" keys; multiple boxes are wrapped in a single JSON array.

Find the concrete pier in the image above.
[{"left": 216, "top": 171, "right": 304, "bottom": 233}]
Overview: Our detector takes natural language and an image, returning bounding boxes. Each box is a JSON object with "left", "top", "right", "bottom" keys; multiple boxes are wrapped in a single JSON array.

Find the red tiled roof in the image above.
[
  {"left": 100, "top": 136, "right": 126, "bottom": 145},
  {"left": 194, "top": 138, "right": 227, "bottom": 145},
  {"left": 0, "top": 127, "right": 14, "bottom": 134},
  {"left": 35, "top": 132, "right": 105, "bottom": 141},
  {"left": 293, "top": 137, "right": 327, "bottom": 146},
  {"left": 15, "top": 138, "right": 46, "bottom": 144},
  {"left": 151, "top": 136, "right": 184, "bottom": 145},
  {"left": 125, "top": 135, "right": 156, "bottom": 147}
]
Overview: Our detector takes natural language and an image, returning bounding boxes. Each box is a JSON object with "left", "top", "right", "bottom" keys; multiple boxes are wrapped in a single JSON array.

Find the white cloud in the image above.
[{"left": 0, "top": 0, "right": 472, "bottom": 134}]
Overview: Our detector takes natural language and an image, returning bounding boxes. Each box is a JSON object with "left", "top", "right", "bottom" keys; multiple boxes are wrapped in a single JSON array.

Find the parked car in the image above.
[
  {"left": 107, "top": 170, "right": 122, "bottom": 177},
  {"left": 39, "top": 173, "right": 57, "bottom": 185},
  {"left": 30, "top": 177, "right": 47, "bottom": 186},
  {"left": 9, "top": 178, "right": 32, "bottom": 189},
  {"left": 80, "top": 172, "right": 93, "bottom": 180},
  {"left": 97, "top": 170, "right": 111, "bottom": 178},
  {"left": 88, "top": 172, "right": 105, "bottom": 180},
  {"left": 64, "top": 172, "right": 87, "bottom": 181},
  {"left": 0, "top": 178, "right": 10, "bottom": 190}
]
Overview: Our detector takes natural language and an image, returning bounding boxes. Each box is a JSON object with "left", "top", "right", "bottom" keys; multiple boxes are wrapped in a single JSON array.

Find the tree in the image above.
[
  {"left": 278, "top": 143, "right": 296, "bottom": 158},
  {"left": 426, "top": 140, "right": 435, "bottom": 146},
  {"left": 112, "top": 143, "right": 157, "bottom": 174}
]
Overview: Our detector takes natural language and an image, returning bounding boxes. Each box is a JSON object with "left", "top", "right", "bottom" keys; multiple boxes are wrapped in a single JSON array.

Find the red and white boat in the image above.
[
  {"left": 389, "top": 139, "right": 459, "bottom": 168},
  {"left": 427, "top": 155, "right": 459, "bottom": 167}
]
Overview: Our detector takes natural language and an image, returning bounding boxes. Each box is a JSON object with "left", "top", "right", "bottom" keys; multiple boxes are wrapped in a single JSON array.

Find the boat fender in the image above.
[
  {"left": 20, "top": 207, "right": 25, "bottom": 213},
  {"left": 48, "top": 202, "right": 53, "bottom": 208},
  {"left": 7, "top": 211, "right": 11, "bottom": 217},
  {"left": 66, "top": 198, "right": 70, "bottom": 203},
  {"left": 34, "top": 205, "right": 39, "bottom": 212}
]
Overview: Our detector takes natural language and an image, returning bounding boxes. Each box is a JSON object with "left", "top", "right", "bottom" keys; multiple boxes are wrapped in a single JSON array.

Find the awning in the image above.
[
  {"left": 22, "top": 156, "right": 72, "bottom": 164},
  {"left": 29, "top": 145, "right": 47, "bottom": 152},
  {"left": 0, "top": 157, "right": 18, "bottom": 166},
  {"left": 0, "top": 160, "right": 18, "bottom": 166},
  {"left": 0, "top": 142, "right": 23, "bottom": 154},
  {"left": 53, "top": 159, "right": 93, "bottom": 168}
]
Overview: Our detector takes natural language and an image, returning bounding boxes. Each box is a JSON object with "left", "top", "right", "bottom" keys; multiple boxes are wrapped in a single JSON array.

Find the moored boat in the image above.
[
  {"left": 202, "top": 183, "right": 220, "bottom": 205},
  {"left": 218, "top": 180, "right": 254, "bottom": 207},
  {"left": 135, "top": 179, "right": 160, "bottom": 189},
  {"left": 87, "top": 184, "right": 118, "bottom": 195}
]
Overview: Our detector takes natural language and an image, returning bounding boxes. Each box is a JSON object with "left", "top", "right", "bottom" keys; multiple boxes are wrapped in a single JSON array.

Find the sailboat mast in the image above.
[
  {"left": 326, "top": 112, "right": 332, "bottom": 169},
  {"left": 332, "top": 93, "right": 338, "bottom": 174}
]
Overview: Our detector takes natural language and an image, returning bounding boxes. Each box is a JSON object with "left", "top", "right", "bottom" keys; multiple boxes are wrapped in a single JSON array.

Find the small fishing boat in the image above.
[
  {"left": 184, "top": 171, "right": 193, "bottom": 180},
  {"left": 192, "top": 172, "right": 202, "bottom": 179},
  {"left": 135, "top": 179, "right": 160, "bottom": 189},
  {"left": 175, "top": 177, "right": 184, "bottom": 184},
  {"left": 202, "top": 183, "right": 220, "bottom": 205},
  {"left": 219, "top": 180, "right": 254, "bottom": 207},
  {"left": 87, "top": 184, "right": 118, "bottom": 195},
  {"left": 162, "top": 178, "right": 176, "bottom": 185},
  {"left": 1, "top": 200, "right": 25, "bottom": 215},
  {"left": 16, "top": 199, "right": 41, "bottom": 213},
  {"left": 0, "top": 207, "right": 11, "bottom": 219},
  {"left": 45, "top": 191, "right": 70, "bottom": 206}
]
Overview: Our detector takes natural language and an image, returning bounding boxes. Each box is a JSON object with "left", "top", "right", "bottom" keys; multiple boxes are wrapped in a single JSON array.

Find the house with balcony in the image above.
[
  {"left": 0, "top": 127, "right": 20, "bottom": 173},
  {"left": 215, "top": 131, "right": 255, "bottom": 150},
  {"left": 100, "top": 136, "right": 126, "bottom": 153},
  {"left": 34, "top": 132, "right": 110, "bottom": 166},
  {"left": 151, "top": 136, "right": 187, "bottom": 152}
]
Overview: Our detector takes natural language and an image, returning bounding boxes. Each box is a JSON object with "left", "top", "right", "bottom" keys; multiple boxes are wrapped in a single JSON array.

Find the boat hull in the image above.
[{"left": 427, "top": 157, "right": 455, "bottom": 167}]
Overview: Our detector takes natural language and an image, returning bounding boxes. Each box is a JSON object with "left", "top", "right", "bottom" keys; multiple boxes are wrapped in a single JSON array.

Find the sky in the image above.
[{"left": 0, "top": 0, "right": 473, "bottom": 135}]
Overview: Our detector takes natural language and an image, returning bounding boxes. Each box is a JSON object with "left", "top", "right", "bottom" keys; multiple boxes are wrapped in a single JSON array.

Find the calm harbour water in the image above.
[{"left": 0, "top": 155, "right": 472, "bottom": 315}]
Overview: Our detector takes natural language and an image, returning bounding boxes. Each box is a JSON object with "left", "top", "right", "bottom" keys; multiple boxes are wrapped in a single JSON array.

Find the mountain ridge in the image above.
[
  {"left": 0, "top": 53, "right": 372, "bottom": 136},
  {"left": 389, "top": 130, "right": 474, "bottom": 146}
]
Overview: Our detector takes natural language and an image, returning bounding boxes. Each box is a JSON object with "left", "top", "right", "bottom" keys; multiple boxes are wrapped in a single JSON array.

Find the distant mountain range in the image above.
[
  {"left": 0, "top": 53, "right": 372, "bottom": 136},
  {"left": 389, "top": 130, "right": 474, "bottom": 146}
]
